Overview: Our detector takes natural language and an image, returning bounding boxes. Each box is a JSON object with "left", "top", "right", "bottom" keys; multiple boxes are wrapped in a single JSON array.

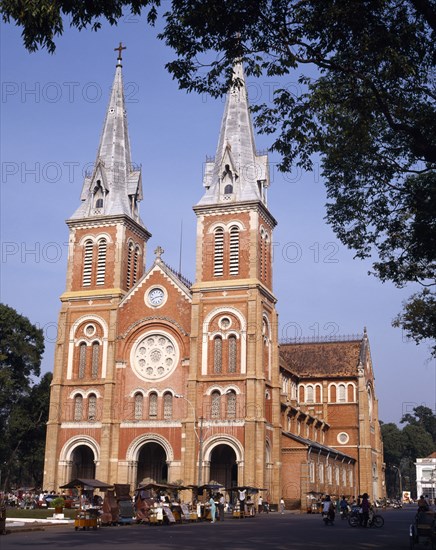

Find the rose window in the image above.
[{"left": 132, "top": 332, "right": 178, "bottom": 380}]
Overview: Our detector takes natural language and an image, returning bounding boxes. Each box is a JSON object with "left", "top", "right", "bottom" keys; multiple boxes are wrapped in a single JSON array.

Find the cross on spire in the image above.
[{"left": 114, "top": 42, "right": 126, "bottom": 61}]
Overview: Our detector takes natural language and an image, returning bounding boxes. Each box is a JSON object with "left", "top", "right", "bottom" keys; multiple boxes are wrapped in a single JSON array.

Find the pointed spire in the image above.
[
  {"left": 70, "top": 44, "right": 143, "bottom": 223},
  {"left": 198, "top": 61, "right": 269, "bottom": 206}
]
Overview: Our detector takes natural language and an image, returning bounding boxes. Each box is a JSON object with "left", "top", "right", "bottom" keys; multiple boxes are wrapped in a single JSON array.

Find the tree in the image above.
[
  {"left": 401, "top": 405, "right": 436, "bottom": 444},
  {"left": 1, "top": 0, "right": 435, "bottom": 353},
  {"left": 0, "top": 303, "right": 46, "bottom": 489}
]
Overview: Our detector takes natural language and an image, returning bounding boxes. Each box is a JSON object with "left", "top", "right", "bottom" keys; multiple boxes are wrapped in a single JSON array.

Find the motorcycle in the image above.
[{"left": 322, "top": 511, "right": 335, "bottom": 525}]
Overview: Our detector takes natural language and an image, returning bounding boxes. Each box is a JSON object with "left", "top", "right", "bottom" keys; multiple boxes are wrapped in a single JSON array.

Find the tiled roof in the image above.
[{"left": 280, "top": 339, "right": 363, "bottom": 377}]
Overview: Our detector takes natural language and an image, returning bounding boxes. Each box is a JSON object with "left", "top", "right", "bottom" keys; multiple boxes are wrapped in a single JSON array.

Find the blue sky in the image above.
[{"left": 1, "top": 14, "right": 434, "bottom": 425}]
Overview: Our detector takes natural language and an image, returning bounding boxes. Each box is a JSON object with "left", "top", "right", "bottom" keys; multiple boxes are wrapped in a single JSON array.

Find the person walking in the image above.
[
  {"left": 280, "top": 497, "right": 285, "bottom": 514},
  {"left": 209, "top": 494, "right": 216, "bottom": 523},
  {"left": 218, "top": 493, "right": 225, "bottom": 521}
]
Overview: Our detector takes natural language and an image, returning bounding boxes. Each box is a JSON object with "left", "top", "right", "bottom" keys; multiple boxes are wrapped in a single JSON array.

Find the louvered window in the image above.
[
  {"left": 228, "top": 335, "right": 237, "bottom": 373},
  {"left": 78, "top": 343, "right": 87, "bottom": 379},
  {"left": 213, "top": 228, "right": 224, "bottom": 276},
  {"left": 82, "top": 240, "right": 93, "bottom": 286},
  {"left": 149, "top": 393, "right": 158, "bottom": 418},
  {"left": 96, "top": 238, "right": 107, "bottom": 285},
  {"left": 126, "top": 243, "right": 134, "bottom": 289},
  {"left": 74, "top": 395, "right": 83, "bottom": 421},
  {"left": 229, "top": 226, "right": 239, "bottom": 275},
  {"left": 88, "top": 394, "right": 97, "bottom": 421},
  {"left": 133, "top": 246, "right": 140, "bottom": 285},
  {"left": 227, "top": 391, "right": 236, "bottom": 418},
  {"left": 163, "top": 393, "right": 173, "bottom": 420},
  {"left": 91, "top": 342, "right": 99, "bottom": 378},
  {"left": 213, "top": 337, "right": 222, "bottom": 373},
  {"left": 134, "top": 393, "right": 143, "bottom": 420},
  {"left": 211, "top": 391, "right": 221, "bottom": 418}
]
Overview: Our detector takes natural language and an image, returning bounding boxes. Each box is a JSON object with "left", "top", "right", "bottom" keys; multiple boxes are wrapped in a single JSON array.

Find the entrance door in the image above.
[
  {"left": 209, "top": 444, "right": 237, "bottom": 488},
  {"left": 136, "top": 442, "right": 168, "bottom": 486},
  {"left": 71, "top": 445, "right": 96, "bottom": 479}
]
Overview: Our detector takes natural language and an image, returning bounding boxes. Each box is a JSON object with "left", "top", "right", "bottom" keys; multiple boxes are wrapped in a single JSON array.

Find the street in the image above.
[{"left": 1, "top": 507, "right": 417, "bottom": 549}]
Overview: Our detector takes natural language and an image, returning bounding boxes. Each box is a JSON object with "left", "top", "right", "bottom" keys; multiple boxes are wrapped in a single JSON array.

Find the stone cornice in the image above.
[
  {"left": 67, "top": 214, "right": 151, "bottom": 241},
  {"left": 193, "top": 200, "right": 277, "bottom": 228}
]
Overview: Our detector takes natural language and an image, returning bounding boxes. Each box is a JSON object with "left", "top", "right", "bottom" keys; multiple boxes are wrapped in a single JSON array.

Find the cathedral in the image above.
[{"left": 43, "top": 49, "right": 385, "bottom": 509}]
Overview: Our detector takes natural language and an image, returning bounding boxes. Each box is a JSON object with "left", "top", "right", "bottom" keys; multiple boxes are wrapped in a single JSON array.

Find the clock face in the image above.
[
  {"left": 131, "top": 332, "right": 179, "bottom": 381},
  {"left": 148, "top": 287, "right": 164, "bottom": 306}
]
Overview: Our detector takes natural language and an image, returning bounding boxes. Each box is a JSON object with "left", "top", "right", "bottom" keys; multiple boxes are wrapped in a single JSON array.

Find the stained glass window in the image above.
[
  {"left": 91, "top": 342, "right": 99, "bottom": 378},
  {"left": 74, "top": 395, "right": 83, "bottom": 421},
  {"left": 228, "top": 335, "right": 237, "bottom": 373},
  {"left": 88, "top": 394, "right": 97, "bottom": 421},
  {"left": 211, "top": 391, "right": 220, "bottom": 418},
  {"left": 214, "top": 337, "right": 222, "bottom": 373},
  {"left": 149, "top": 393, "right": 158, "bottom": 418},
  {"left": 79, "top": 343, "right": 86, "bottom": 379},
  {"left": 134, "top": 393, "right": 143, "bottom": 420},
  {"left": 227, "top": 391, "right": 236, "bottom": 418},
  {"left": 164, "top": 393, "right": 173, "bottom": 419}
]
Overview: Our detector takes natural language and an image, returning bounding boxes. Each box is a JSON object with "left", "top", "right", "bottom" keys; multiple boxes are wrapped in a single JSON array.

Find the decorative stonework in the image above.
[{"left": 131, "top": 331, "right": 179, "bottom": 381}]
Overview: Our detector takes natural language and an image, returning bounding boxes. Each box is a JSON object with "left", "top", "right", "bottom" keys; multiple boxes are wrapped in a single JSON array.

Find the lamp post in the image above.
[{"left": 175, "top": 394, "right": 204, "bottom": 487}]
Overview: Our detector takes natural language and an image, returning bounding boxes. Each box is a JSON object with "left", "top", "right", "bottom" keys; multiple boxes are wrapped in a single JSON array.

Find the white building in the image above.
[{"left": 416, "top": 452, "right": 436, "bottom": 500}]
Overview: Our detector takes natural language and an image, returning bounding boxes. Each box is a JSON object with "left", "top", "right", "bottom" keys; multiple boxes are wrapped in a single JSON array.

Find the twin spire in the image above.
[
  {"left": 199, "top": 61, "right": 270, "bottom": 206},
  {"left": 71, "top": 49, "right": 269, "bottom": 223},
  {"left": 70, "top": 43, "right": 143, "bottom": 223}
]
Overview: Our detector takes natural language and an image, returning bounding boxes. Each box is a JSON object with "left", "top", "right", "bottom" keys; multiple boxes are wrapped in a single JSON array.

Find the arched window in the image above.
[
  {"left": 88, "top": 394, "right": 97, "bottom": 421},
  {"left": 213, "top": 336, "right": 222, "bottom": 373},
  {"left": 211, "top": 391, "right": 221, "bottom": 418},
  {"left": 91, "top": 342, "right": 100, "bottom": 378},
  {"left": 229, "top": 226, "right": 239, "bottom": 275},
  {"left": 95, "top": 198, "right": 103, "bottom": 209},
  {"left": 228, "top": 335, "right": 237, "bottom": 373},
  {"left": 134, "top": 393, "right": 143, "bottom": 420},
  {"left": 96, "top": 238, "right": 107, "bottom": 285},
  {"left": 338, "top": 384, "right": 346, "bottom": 402},
  {"left": 224, "top": 184, "right": 233, "bottom": 194},
  {"left": 227, "top": 391, "right": 236, "bottom": 418},
  {"left": 74, "top": 395, "right": 83, "bottom": 421},
  {"left": 78, "top": 343, "right": 87, "bottom": 379},
  {"left": 306, "top": 385, "right": 314, "bottom": 403},
  {"left": 163, "top": 393, "right": 173, "bottom": 420},
  {"left": 133, "top": 246, "right": 140, "bottom": 285},
  {"left": 263, "top": 233, "right": 269, "bottom": 281},
  {"left": 82, "top": 239, "right": 93, "bottom": 286},
  {"left": 149, "top": 392, "right": 158, "bottom": 418},
  {"left": 213, "top": 228, "right": 224, "bottom": 277},
  {"left": 126, "top": 242, "right": 134, "bottom": 289}
]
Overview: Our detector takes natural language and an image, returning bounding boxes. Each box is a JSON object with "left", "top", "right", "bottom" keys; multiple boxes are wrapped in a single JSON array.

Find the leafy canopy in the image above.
[{"left": 1, "top": 0, "right": 435, "bottom": 353}]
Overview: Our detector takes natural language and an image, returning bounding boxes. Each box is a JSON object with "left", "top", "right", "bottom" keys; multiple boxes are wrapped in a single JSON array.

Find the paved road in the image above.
[{"left": 1, "top": 508, "right": 417, "bottom": 549}]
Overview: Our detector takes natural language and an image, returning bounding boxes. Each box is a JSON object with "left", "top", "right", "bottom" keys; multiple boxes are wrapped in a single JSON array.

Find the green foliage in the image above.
[
  {"left": 382, "top": 406, "right": 436, "bottom": 496},
  {"left": 51, "top": 496, "right": 65, "bottom": 508},
  {"left": 0, "top": 303, "right": 48, "bottom": 490},
  {"left": 1, "top": 1, "right": 435, "bottom": 351}
]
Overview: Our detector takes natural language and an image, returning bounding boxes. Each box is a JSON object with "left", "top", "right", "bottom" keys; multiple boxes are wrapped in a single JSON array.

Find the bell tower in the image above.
[
  {"left": 43, "top": 46, "right": 151, "bottom": 490},
  {"left": 184, "top": 62, "right": 282, "bottom": 499}
]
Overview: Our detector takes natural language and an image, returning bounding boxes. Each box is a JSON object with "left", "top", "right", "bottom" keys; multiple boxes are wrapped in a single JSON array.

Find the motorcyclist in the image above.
[
  {"left": 339, "top": 496, "right": 349, "bottom": 518},
  {"left": 322, "top": 495, "right": 335, "bottom": 524}
]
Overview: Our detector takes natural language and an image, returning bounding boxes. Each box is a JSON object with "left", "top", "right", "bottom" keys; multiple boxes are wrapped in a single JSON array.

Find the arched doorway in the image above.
[
  {"left": 71, "top": 445, "right": 95, "bottom": 479},
  {"left": 209, "top": 444, "right": 237, "bottom": 488},
  {"left": 136, "top": 442, "right": 168, "bottom": 486}
]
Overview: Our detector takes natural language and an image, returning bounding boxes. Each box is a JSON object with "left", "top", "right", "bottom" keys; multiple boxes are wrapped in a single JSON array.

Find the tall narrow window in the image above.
[
  {"left": 306, "top": 385, "right": 314, "bottom": 403},
  {"left": 78, "top": 343, "right": 87, "bottom": 379},
  {"left": 149, "top": 393, "right": 158, "bottom": 418},
  {"left": 133, "top": 246, "right": 140, "bottom": 285},
  {"left": 82, "top": 239, "right": 93, "bottom": 286},
  {"left": 259, "top": 230, "right": 264, "bottom": 281},
  {"left": 227, "top": 391, "right": 236, "bottom": 418},
  {"left": 134, "top": 393, "right": 143, "bottom": 420},
  {"left": 263, "top": 234, "right": 269, "bottom": 282},
  {"left": 74, "top": 395, "right": 83, "bottom": 421},
  {"left": 211, "top": 391, "right": 221, "bottom": 418},
  {"left": 228, "top": 335, "right": 237, "bottom": 373},
  {"left": 213, "top": 336, "right": 222, "bottom": 373},
  {"left": 88, "top": 394, "right": 97, "bottom": 421},
  {"left": 163, "top": 393, "right": 173, "bottom": 420},
  {"left": 96, "top": 238, "right": 107, "bottom": 285},
  {"left": 229, "top": 226, "right": 239, "bottom": 275},
  {"left": 126, "top": 242, "right": 134, "bottom": 289},
  {"left": 338, "top": 384, "right": 346, "bottom": 402},
  {"left": 91, "top": 342, "right": 100, "bottom": 378},
  {"left": 213, "top": 228, "right": 224, "bottom": 276}
]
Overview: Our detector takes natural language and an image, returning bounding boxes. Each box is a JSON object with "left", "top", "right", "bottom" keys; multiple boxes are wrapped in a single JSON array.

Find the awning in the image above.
[{"left": 59, "top": 478, "right": 113, "bottom": 490}]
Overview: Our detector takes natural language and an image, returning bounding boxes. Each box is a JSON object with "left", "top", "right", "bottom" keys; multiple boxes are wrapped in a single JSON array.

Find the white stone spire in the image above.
[
  {"left": 70, "top": 44, "right": 143, "bottom": 223},
  {"left": 198, "top": 61, "right": 269, "bottom": 206}
]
